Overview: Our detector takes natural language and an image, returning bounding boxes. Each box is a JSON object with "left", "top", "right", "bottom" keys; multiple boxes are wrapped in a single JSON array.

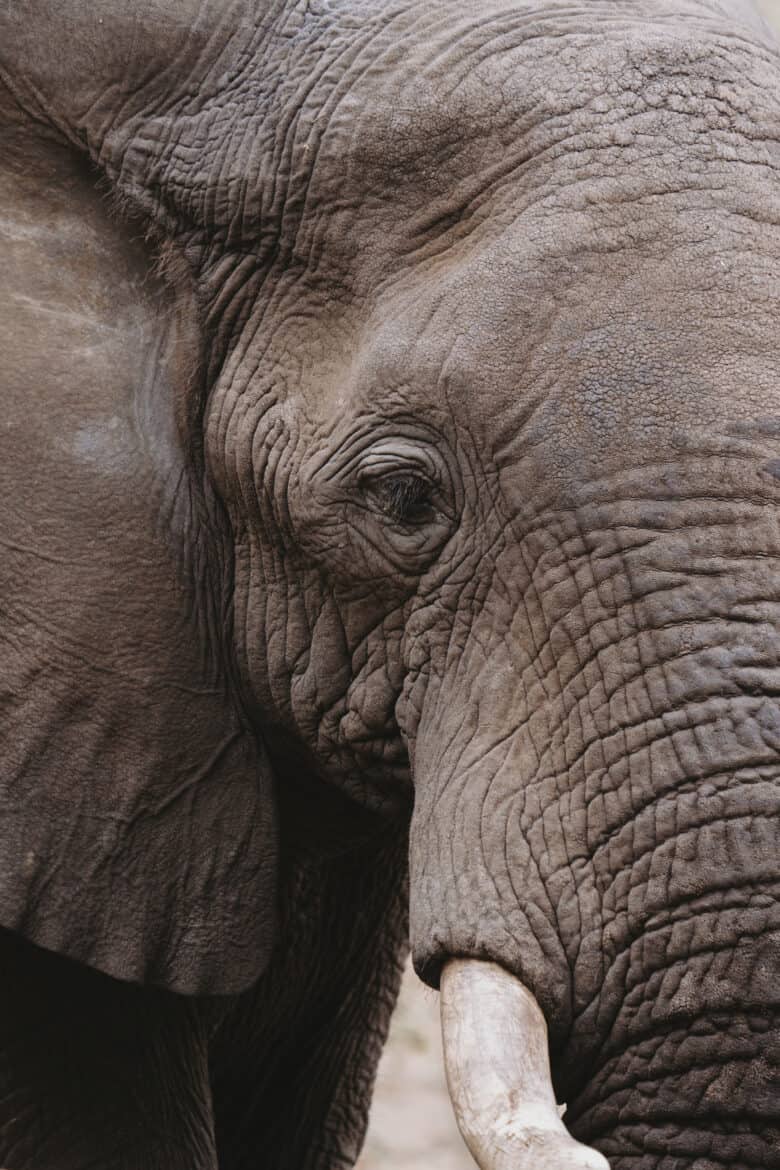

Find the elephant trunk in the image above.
[
  {"left": 406, "top": 479, "right": 780, "bottom": 1163},
  {"left": 440, "top": 959, "right": 609, "bottom": 1170}
]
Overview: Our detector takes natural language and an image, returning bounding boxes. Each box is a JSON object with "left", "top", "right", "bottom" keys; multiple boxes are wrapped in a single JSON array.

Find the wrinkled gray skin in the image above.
[{"left": 1, "top": 0, "right": 779, "bottom": 1167}]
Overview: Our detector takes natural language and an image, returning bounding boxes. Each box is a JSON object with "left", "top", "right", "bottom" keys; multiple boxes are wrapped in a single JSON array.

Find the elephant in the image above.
[{"left": 1, "top": 0, "right": 779, "bottom": 1167}]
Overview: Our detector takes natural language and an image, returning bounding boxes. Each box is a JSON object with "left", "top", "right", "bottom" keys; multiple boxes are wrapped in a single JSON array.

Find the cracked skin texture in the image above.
[{"left": 0, "top": 1, "right": 779, "bottom": 1167}]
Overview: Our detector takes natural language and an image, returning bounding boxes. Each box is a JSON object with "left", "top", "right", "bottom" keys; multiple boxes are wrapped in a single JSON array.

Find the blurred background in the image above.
[{"left": 357, "top": 3, "right": 780, "bottom": 1167}]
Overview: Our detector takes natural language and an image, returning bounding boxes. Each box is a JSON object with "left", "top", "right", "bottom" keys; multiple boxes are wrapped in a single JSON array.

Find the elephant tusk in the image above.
[{"left": 440, "top": 959, "right": 610, "bottom": 1170}]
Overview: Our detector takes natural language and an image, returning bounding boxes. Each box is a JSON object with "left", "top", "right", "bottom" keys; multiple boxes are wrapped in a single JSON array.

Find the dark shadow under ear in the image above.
[{"left": 0, "top": 125, "right": 277, "bottom": 995}]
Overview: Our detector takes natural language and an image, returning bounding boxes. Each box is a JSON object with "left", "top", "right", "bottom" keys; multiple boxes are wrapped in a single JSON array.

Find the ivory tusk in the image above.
[{"left": 440, "top": 959, "right": 610, "bottom": 1170}]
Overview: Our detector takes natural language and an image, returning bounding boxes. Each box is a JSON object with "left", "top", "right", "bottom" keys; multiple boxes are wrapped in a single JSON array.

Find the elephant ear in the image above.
[{"left": 0, "top": 120, "right": 277, "bottom": 995}]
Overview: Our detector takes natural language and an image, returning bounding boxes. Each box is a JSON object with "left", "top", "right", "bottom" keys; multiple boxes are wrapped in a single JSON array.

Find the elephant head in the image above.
[{"left": 1, "top": 1, "right": 778, "bottom": 1167}]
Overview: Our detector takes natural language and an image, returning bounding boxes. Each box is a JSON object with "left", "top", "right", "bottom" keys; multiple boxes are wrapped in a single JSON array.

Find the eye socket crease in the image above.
[{"left": 297, "top": 432, "right": 460, "bottom": 580}]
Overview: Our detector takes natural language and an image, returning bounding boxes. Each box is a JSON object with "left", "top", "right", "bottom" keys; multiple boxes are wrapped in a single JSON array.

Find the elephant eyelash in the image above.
[{"left": 364, "top": 472, "right": 437, "bottom": 525}]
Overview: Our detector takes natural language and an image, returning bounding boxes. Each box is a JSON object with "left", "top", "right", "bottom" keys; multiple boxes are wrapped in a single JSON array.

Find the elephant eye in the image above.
[
  {"left": 306, "top": 435, "right": 458, "bottom": 576},
  {"left": 367, "top": 472, "right": 437, "bottom": 526}
]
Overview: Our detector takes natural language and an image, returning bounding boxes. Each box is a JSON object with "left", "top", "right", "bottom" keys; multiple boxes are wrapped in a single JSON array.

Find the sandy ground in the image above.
[
  {"left": 759, "top": 0, "right": 780, "bottom": 24},
  {"left": 358, "top": 6, "right": 780, "bottom": 1167}
]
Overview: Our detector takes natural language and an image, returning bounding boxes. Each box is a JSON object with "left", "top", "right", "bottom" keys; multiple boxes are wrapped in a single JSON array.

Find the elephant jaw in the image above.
[{"left": 440, "top": 960, "right": 610, "bottom": 1170}]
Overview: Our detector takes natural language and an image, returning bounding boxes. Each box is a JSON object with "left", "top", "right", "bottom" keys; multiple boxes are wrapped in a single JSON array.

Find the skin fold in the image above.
[{"left": 0, "top": 1, "right": 778, "bottom": 1167}]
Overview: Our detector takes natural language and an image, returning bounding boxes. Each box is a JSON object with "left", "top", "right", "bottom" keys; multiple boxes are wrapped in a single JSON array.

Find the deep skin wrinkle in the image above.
[{"left": 1, "top": 2, "right": 779, "bottom": 1168}]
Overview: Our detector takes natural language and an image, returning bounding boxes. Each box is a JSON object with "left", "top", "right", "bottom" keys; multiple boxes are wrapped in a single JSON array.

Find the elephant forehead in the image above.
[
  {"left": 233, "top": 165, "right": 780, "bottom": 476},
  {"left": 108, "top": 0, "right": 776, "bottom": 252},
  {"left": 205, "top": 0, "right": 780, "bottom": 418},
  {"left": 293, "top": 197, "right": 778, "bottom": 524},
  {"left": 327, "top": 3, "right": 759, "bottom": 180},
  {"left": 352, "top": 193, "right": 780, "bottom": 391},
  {"left": 312, "top": 27, "right": 778, "bottom": 277}
]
